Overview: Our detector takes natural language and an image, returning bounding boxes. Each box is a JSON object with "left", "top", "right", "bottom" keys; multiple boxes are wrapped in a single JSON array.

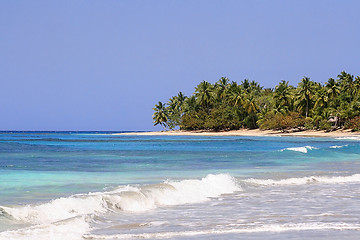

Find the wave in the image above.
[
  {"left": 329, "top": 144, "right": 348, "bottom": 149},
  {"left": 243, "top": 174, "right": 360, "bottom": 186},
  {"left": 280, "top": 145, "right": 317, "bottom": 153},
  {"left": 0, "top": 174, "right": 240, "bottom": 224},
  {"left": 0, "top": 174, "right": 239, "bottom": 240},
  {"left": 83, "top": 222, "right": 360, "bottom": 239}
]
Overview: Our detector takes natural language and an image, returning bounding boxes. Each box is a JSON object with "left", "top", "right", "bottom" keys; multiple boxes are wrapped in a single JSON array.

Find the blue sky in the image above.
[{"left": 1, "top": 0, "right": 359, "bottom": 131}]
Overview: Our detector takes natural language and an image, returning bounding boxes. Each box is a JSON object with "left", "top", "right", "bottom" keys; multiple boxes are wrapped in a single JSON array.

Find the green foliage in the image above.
[
  {"left": 304, "top": 117, "right": 314, "bottom": 129},
  {"left": 258, "top": 112, "right": 304, "bottom": 130},
  {"left": 295, "top": 77, "right": 315, "bottom": 118},
  {"left": 345, "top": 116, "right": 360, "bottom": 131},
  {"left": 152, "top": 101, "right": 168, "bottom": 129},
  {"left": 166, "top": 92, "right": 187, "bottom": 129},
  {"left": 153, "top": 71, "right": 360, "bottom": 131},
  {"left": 274, "top": 80, "right": 293, "bottom": 109},
  {"left": 318, "top": 120, "right": 332, "bottom": 130},
  {"left": 244, "top": 114, "right": 257, "bottom": 129},
  {"left": 204, "top": 106, "right": 242, "bottom": 131},
  {"left": 194, "top": 81, "right": 215, "bottom": 112},
  {"left": 180, "top": 110, "right": 207, "bottom": 130}
]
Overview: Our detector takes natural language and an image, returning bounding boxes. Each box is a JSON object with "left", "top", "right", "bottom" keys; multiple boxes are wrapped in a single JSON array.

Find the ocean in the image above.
[{"left": 0, "top": 132, "right": 360, "bottom": 239}]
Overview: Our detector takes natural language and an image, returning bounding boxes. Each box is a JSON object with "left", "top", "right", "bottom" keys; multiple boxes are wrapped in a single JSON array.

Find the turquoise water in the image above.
[{"left": 0, "top": 132, "right": 360, "bottom": 239}]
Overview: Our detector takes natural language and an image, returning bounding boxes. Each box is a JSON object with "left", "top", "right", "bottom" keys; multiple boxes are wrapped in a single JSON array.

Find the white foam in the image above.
[
  {"left": 336, "top": 136, "right": 360, "bottom": 140},
  {"left": 0, "top": 174, "right": 240, "bottom": 224},
  {"left": 329, "top": 145, "right": 348, "bottom": 149},
  {"left": 83, "top": 222, "right": 360, "bottom": 239},
  {"left": 280, "top": 146, "right": 317, "bottom": 153},
  {"left": 162, "top": 173, "right": 240, "bottom": 205},
  {"left": 0, "top": 216, "right": 90, "bottom": 240},
  {"left": 244, "top": 174, "right": 360, "bottom": 186},
  {"left": 1, "top": 194, "right": 108, "bottom": 224},
  {"left": 113, "top": 173, "right": 240, "bottom": 211}
]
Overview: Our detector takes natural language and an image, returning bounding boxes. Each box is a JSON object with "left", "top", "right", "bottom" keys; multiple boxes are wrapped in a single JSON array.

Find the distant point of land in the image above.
[{"left": 152, "top": 72, "right": 360, "bottom": 133}]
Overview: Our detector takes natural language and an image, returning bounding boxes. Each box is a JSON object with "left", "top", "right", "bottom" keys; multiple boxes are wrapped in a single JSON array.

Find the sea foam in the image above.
[
  {"left": 336, "top": 136, "right": 360, "bottom": 141},
  {"left": 0, "top": 216, "right": 90, "bottom": 240},
  {"left": 0, "top": 174, "right": 240, "bottom": 224},
  {"left": 329, "top": 145, "right": 348, "bottom": 149},
  {"left": 83, "top": 222, "right": 360, "bottom": 239},
  {"left": 280, "top": 146, "right": 317, "bottom": 153},
  {"left": 244, "top": 174, "right": 360, "bottom": 186}
]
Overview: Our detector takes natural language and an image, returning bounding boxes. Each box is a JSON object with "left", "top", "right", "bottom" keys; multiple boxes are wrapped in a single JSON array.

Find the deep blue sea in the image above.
[{"left": 1, "top": 132, "right": 360, "bottom": 239}]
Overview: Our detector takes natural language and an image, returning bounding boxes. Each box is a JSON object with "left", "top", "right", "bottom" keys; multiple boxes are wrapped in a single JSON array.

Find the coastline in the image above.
[{"left": 115, "top": 129, "right": 360, "bottom": 138}]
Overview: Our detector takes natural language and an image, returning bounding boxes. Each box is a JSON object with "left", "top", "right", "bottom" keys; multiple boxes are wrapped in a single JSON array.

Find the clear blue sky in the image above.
[{"left": 1, "top": 0, "right": 359, "bottom": 131}]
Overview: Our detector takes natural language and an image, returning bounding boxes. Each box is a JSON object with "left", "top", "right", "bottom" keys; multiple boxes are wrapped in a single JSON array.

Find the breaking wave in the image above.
[
  {"left": 0, "top": 173, "right": 239, "bottom": 223},
  {"left": 0, "top": 174, "right": 239, "bottom": 240},
  {"left": 329, "top": 145, "right": 348, "bottom": 149},
  {"left": 2, "top": 172, "right": 360, "bottom": 240},
  {"left": 280, "top": 146, "right": 317, "bottom": 153}
]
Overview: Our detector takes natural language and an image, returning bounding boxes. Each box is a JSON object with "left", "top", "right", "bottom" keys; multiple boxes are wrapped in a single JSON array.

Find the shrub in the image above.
[
  {"left": 258, "top": 112, "right": 304, "bottom": 130},
  {"left": 318, "top": 120, "right": 332, "bottom": 130},
  {"left": 180, "top": 110, "right": 206, "bottom": 130},
  {"left": 304, "top": 117, "right": 314, "bottom": 129},
  {"left": 344, "top": 116, "right": 360, "bottom": 131}
]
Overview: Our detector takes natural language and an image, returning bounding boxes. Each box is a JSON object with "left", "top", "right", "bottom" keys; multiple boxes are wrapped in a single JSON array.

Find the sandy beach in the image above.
[{"left": 116, "top": 129, "right": 360, "bottom": 138}]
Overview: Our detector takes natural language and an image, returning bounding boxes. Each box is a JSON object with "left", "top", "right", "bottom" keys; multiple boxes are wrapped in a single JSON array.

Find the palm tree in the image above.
[
  {"left": 271, "top": 104, "right": 288, "bottom": 115},
  {"left": 338, "top": 71, "right": 355, "bottom": 103},
  {"left": 244, "top": 96, "right": 259, "bottom": 114},
  {"left": 249, "top": 80, "right": 262, "bottom": 94},
  {"left": 166, "top": 92, "right": 187, "bottom": 129},
  {"left": 168, "top": 92, "right": 186, "bottom": 113},
  {"left": 167, "top": 97, "right": 178, "bottom": 112},
  {"left": 244, "top": 95, "right": 259, "bottom": 128},
  {"left": 314, "top": 87, "right": 328, "bottom": 109},
  {"left": 152, "top": 101, "right": 168, "bottom": 129},
  {"left": 156, "top": 73, "right": 360, "bottom": 132},
  {"left": 194, "top": 81, "right": 215, "bottom": 113},
  {"left": 273, "top": 80, "right": 293, "bottom": 109},
  {"left": 354, "top": 76, "right": 360, "bottom": 99},
  {"left": 176, "top": 92, "right": 186, "bottom": 106},
  {"left": 227, "top": 82, "right": 245, "bottom": 107},
  {"left": 325, "top": 78, "right": 340, "bottom": 100},
  {"left": 296, "top": 77, "right": 315, "bottom": 118},
  {"left": 241, "top": 79, "right": 250, "bottom": 93},
  {"left": 183, "top": 95, "right": 199, "bottom": 113},
  {"left": 167, "top": 98, "right": 180, "bottom": 129},
  {"left": 215, "top": 77, "right": 230, "bottom": 101}
]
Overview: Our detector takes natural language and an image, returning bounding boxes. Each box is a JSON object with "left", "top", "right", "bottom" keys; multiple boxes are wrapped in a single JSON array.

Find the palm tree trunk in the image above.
[
  {"left": 306, "top": 96, "right": 309, "bottom": 118},
  {"left": 334, "top": 115, "right": 338, "bottom": 129}
]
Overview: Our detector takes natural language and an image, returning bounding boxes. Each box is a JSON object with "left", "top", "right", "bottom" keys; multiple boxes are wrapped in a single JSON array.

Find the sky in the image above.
[{"left": 1, "top": 0, "right": 359, "bottom": 131}]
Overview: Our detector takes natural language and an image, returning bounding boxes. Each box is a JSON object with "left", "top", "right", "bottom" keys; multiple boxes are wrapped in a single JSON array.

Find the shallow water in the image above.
[{"left": 0, "top": 132, "right": 360, "bottom": 239}]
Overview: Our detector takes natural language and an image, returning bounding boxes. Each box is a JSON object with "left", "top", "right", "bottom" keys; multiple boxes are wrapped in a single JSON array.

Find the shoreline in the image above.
[{"left": 115, "top": 129, "right": 360, "bottom": 138}]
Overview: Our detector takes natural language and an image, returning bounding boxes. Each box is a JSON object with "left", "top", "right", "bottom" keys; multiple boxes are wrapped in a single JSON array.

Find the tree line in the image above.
[{"left": 153, "top": 71, "right": 360, "bottom": 132}]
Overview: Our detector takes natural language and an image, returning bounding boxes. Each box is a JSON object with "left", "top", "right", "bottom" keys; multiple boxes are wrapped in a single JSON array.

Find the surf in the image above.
[
  {"left": 243, "top": 173, "right": 360, "bottom": 186},
  {"left": 0, "top": 174, "right": 240, "bottom": 236},
  {"left": 83, "top": 222, "right": 360, "bottom": 239},
  {"left": 280, "top": 146, "right": 317, "bottom": 153}
]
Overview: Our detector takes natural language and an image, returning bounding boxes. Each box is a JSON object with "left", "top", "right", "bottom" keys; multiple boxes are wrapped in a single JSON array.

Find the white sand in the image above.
[{"left": 115, "top": 129, "right": 360, "bottom": 138}]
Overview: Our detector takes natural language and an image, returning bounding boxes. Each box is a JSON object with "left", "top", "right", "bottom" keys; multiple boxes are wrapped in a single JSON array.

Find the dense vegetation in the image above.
[{"left": 153, "top": 71, "right": 360, "bottom": 132}]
